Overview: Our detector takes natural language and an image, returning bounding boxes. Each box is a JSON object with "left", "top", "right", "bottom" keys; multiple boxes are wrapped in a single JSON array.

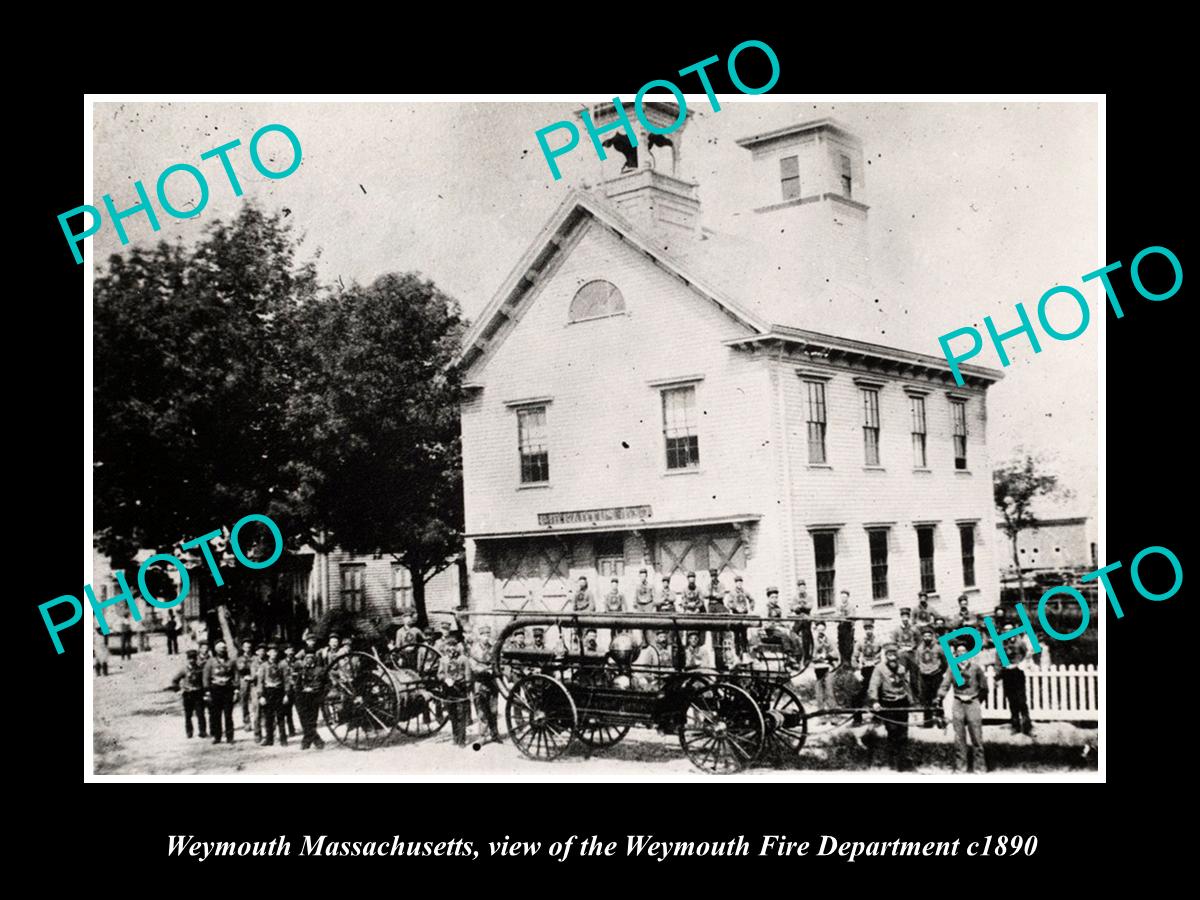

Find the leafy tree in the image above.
[
  {"left": 993, "top": 452, "right": 1073, "bottom": 605},
  {"left": 290, "top": 272, "right": 467, "bottom": 628},
  {"left": 93, "top": 204, "right": 320, "bottom": 639}
]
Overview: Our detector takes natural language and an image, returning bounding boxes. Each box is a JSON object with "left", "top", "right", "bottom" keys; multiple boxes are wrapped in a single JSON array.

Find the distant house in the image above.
[{"left": 996, "top": 516, "right": 1097, "bottom": 574}]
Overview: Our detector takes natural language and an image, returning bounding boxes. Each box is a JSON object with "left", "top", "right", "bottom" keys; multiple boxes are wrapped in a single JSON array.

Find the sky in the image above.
[{"left": 92, "top": 99, "right": 1099, "bottom": 518}]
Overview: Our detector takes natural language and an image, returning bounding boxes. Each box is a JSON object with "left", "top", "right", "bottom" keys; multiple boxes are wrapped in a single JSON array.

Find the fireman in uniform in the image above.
[
  {"left": 764, "top": 586, "right": 783, "bottom": 620},
  {"left": 936, "top": 637, "right": 990, "bottom": 773},
  {"left": 914, "top": 592, "right": 935, "bottom": 628},
  {"left": 727, "top": 575, "right": 753, "bottom": 654},
  {"left": 851, "top": 620, "right": 881, "bottom": 725},
  {"left": 281, "top": 645, "right": 298, "bottom": 737},
  {"left": 468, "top": 625, "right": 501, "bottom": 743},
  {"left": 439, "top": 637, "right": 472, "bottom": 746},
  {"left": 791, "top": 580, "right": 813, "bottom": 666},
  {"left": 867, "top": 643, "right": 916, "bottom": 771},
  {"left": 294, "top": 644, "right": 329, "bottom": 750},
  {"left": 169, "top": 649, "right": 207, "bottom": 738},
  {"left": 572, "top": 576, "right": 595, "bottom": 613},
  {"left": 915, "top": 625, "right": 948, "bottom": 728},
  {"left": 811, "top": 622, "right": 838, "bottom": 711},
  {"left": 202, "top": 640, "right": 239, "bottom": 744},
  {"left": 633, "top": 568, "right": 655, "bottom": 647},
  {"left": 656, "top": 576, "right": 676, "bottom": 613},
  {"left": 892, "top": 607, "right": 920, "bottom": 695},
  {"left": 257, "top": 644, "right": 292, "bottom": 746},
  {"left": 236, "top": 640, "right": 255, "bottom": 732}
]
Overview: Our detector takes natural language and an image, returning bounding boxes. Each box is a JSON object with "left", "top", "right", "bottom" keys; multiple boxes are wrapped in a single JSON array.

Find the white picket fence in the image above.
[{"left": 983, "top": 664, "right": 1099, "bottom": 722}]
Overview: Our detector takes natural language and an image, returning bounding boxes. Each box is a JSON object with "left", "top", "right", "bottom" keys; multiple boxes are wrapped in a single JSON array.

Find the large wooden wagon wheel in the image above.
[
  {"left": 506, "top": 673, "right": 578, "bottom": 761},
  {"left": 679, "top": 682, "right": 764, "bottom": 774},
  {"left": 759, "top": 682, "right": 808, "bottom": 762},
  {"left": 321, "top": 652, "right": 400, "bottom": 750},
  {"left": 578, "top": 720, "right": 632, "bottom": 749},
  {"left": 388, "top": 643, "right": 450, "bottom": 737}
]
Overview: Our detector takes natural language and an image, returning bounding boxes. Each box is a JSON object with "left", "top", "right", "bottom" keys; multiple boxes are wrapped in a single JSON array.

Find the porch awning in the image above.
[{"left": 466, "top": 513, "right": 762, "bottom": 541}]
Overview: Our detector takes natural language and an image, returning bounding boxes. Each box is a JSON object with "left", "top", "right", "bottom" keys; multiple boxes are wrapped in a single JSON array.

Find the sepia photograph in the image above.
[{"left": 86, "top": 97, "right": 1100, "bottom": 779}]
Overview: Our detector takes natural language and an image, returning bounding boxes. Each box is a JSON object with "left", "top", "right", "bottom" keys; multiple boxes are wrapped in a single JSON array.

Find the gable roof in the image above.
[{"left": 459, "top": 189, "right": 1002, "bottom": 387}]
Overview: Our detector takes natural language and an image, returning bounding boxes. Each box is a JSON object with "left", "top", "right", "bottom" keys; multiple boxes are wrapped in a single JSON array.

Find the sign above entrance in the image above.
[{"left": 538, "top": 506, "right": 653, "bottom": 527}]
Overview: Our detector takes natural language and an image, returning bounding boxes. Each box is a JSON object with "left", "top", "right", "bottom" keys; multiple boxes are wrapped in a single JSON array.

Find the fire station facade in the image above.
[{"left": 458, "top": 111, "right": 1002, "bottom": 623}]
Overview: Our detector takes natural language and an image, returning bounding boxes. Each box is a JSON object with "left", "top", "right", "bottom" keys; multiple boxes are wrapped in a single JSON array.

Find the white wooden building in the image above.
[{"left": 457, "top": 108, "right": 1003, "bottom": 625}]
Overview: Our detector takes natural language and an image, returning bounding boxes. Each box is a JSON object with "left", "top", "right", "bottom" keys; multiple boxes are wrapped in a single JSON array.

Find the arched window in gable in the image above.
[{"left": 569, "top": 280, "right": 626, "bottom": 323}]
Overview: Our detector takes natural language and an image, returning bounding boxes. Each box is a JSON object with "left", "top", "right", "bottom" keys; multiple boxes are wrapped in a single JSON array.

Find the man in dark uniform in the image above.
[
  {"left": 997, "top": 622, "right": 1034, "bottom": 735},
  {"left": 727, "top": 575, "right": 753, "bottom": 654},
  {"left": 764, "top": 586, "right": 783, "bottom": 620},
  {"left": 953, "top": 594, "right": 972, "bottom": 630},
  {"left": 169, "top": 649, "right": 207, "bottom": 738},
  {"left": 937, "top": 638, "right": 989, "bottom": 772},
  {"left": 835, "top": 590, "right": 856, "bottom": 669},
  {"left": 633, "top": 568, "right": 655, "bottom": 646},
  {"left": 202, "top": 640, "right": 238, "bottom": 744},
  {"left": 236, "top": 640, "right": 256, "bottom": 732},
  {"left": 811, "top": 622, "right": 837, "bottom": 711},
  {"left": 704, "top": 569, "right": 724, "bottom": 610},
  {"left": 851, "top": 621, "right": 881, "bottom": 725},
  {"left": 583, "top": 629, "right": 600, "bottom": 654},
  {"left": 294, "top": 645, "right": 328, "bottom": 750},
  {"left": 655, "top": 577, "right": 676, "bottom": 613},
  {"left": 164, "top": 612, "right": 180, "bottom": 656},
  {"left": 280, "top": 645, "right": 298, "bottom": 737},
  {"left": 572, "top": 576, "right": 595, "bottom": 613},
  {"left": 914, "top": 592, "right": 934, "bottom": 628},
  {"left": 868, "top": 644, "right": 916, "bottom": 771},
  {"left": 892, "top": 607, "right": 919, "bottom": 695},
  {"left": 603, "top": 577, "right": 625, "bottom": 612},
  {"left": 680, "top": 572, "right": 704, "bottom": 614},
  {"left": 439, "top": 637, "right": 471, "bottom": 747},
  {"left": 531, "top": 628, "right": 547, "bottom": 651},
  {"left": 256, "top": 644, "right": 292, "bottom": 746},
  {"left": 915, "top": 626, "right": 947, "bottom": 728},
  {"left": 468, "top": 626, "right": 501, "bottom": 743},
  {"left": 791, "top": 580, "right": 813, "bottom": 666},
  {"left": 933, "top": 616, "right": 949, "bottom": 638}
]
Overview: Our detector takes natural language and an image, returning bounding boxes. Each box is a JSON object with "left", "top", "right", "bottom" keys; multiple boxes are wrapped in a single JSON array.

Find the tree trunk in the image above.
[
  {"left": 217, "top": 604, "right": 237, "bottom": 657},
  {"left": 1011, "top": 532, "right": 1027, "bottom": 607},
  {"left": 411, "top": 568, "right": 429, "bottom": 630}
]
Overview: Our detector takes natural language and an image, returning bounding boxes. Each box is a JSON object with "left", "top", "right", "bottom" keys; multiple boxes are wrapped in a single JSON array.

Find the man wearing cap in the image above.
[
  {"left": 867, "top": 644, "right": 916, "bottom": 771},
  {"left": 892, "top": 607, "right": 919, "bottom": 695},
  {"left": 811, "top": 622, "right": 838, "bottom": 711},
  {"left": 937, "top": 638, "right": 990, "bottom": 772},
  {"left": 727, "top": 575, "right": 753, "bottom": 654},
  {"left": 531, "top": 628, "right": 547, "bottom": 652},
  {"left": 202, "top": 640, "right": 239, "bottom": 744},
  {"left": 468, "top": 625, "right": 501, "bottom": 743},
  {"left": 916, "top": 626, "right": 948, "bottom": 728},
  {"left": 396, "top": 614, "right": 425, "bottom": 647},
  {"left": 293, "top": 644, "right": 329, "bottom": 750},
  {"left": 433, "top": 621, "right": 454, "bottom": 653},
  {"left": 633, "top": 632, "right": 671, "bottom": 690},
  {"left": 851, "top": 621, "right": 881, "bottom": 725},
  {"left": 997, "top": 622, "right": 1034, "bottom": 735},
  {"left": 572, "top": 576, "right": 595, "bottom": 613},
  {"left": 764, "top": 587, "right": 783, "bottom": 620},
  {"left": 632, "top": 569, "right": 655, "bottom": 646},
  {"left": 791, "top": 580, "right": 813, "bottom": 666},
  {"left": 603, "top": 577, "right": 626, "bottom": 613},
  {"left": 835, "top": 590, "right": 856, "bottom": 671},
  {"left": 507, "top": 629, "right": 527, "bottom": 651},
  {"left": 680, "top": 572, "right": 704, "bottom": 614},
  {"left": 169, "top": 649, "right": 207, "bottom": 739},
  {"left": 256, "top": 644, "right": 292, "bottom": 747},
  {"left": 281, "top": 644, "right": 298, "bottom": 737},
  {"left": 655, "top": 576, "right": 676, "bottom": 613},
  {"left": 914, "top": 592, "right": 935, "bottom": 627},
  {"left": 704, "top": 569, "right": 725, "bottom": 611},
  {"left": 952, "top": 595, "right": 972, "bottom": 630},
  {"left": 439, "top": 637, "right": 472, "bottom": 747}
]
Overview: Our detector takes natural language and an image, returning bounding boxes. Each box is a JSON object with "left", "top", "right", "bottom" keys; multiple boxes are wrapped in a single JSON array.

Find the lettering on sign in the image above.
[{"left": 538, "top": 506, "right": 653, "bottom": 527}]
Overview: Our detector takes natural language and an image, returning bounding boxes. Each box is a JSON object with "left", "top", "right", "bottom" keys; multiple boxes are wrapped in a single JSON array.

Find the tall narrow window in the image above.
[
  {"left": 959, "top": 525, "right": 976, "bottom": 588},
  {"left": 813, "top": 532, "right": 837, "bottom": 608},
  {"left": 868, "top": 529, "right": 889, "bottom": 600},
  {"left": 862, "top": 388, "right": 881, "bottom": 465},
  {"left": 340, "top": 563, "right": 366, "bottom": 612},
  {"left": 840, "top": 154, "right": 852, "bottom": 197},
  {"left": 951, "top": 399, "right": 968, "bottom": 469},
  {"left": 917, "top": 526, "right": 936, "bottom": 593},
  {"left": 780, "top": 155, "right": 800, "bottom": 200},
  {"left": 392, "top": 563, "right": 413, "bottom": 614},
  {"left": 910, "top": 394, "right": 928, "bottom": 468},
  {"left": 517, "top": 406, "right": 550, "bottom": 483},
  {"left": 662, "top": 385, "right": 700, "bottom": 469},
  {"left": 805, "top": 380, "right": 827, "bottom": 464}
]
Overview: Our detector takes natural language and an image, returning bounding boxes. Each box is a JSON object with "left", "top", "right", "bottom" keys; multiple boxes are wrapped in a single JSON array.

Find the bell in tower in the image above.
[{"left": 579, "top": 100, "right": 701, "bottom": 244}]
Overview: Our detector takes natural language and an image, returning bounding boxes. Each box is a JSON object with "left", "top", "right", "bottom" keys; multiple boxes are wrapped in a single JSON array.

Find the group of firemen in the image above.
[{"left": 163, "top": 566, "right": 1035, "bottom": 773}]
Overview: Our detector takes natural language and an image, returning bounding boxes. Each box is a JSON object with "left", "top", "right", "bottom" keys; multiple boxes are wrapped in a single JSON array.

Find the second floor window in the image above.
[
  {"left": 868, "top": 528, "right": 889, "bottom": 600},
  {"left": 518, "top": 406, "right": 550, "bottom": 483},
  {"left": 662, "top": 385, "right": 700, "bottom": 469},
  {"left": 805, "top": 380, "right": 827, "bottom": 464},
  {"left": 340, "top": 564, "right": 366, "bottom": 612},
  {"left": 780, "top": 155, "right": 800, "bottom": 200},
  {"left": 862, "top": 388, "right": 880, "bottom": 465},
  {"left": 951, "top": 399, "right": 968, "bottom": 469},
  {"left": 910, "top": 394, "right": 927, "bottom": 468},
  {"left": 959, "top": 525, "right": 976, "bottom": 588}
]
